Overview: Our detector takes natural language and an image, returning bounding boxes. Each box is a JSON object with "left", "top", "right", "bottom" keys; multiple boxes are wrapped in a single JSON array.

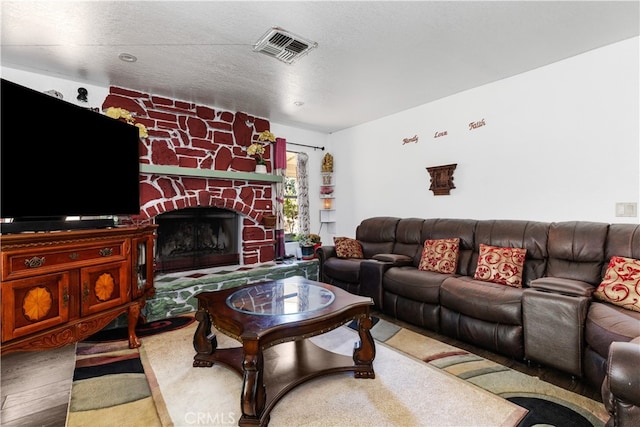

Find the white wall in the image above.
[
  {"left": 1, "top": 67, "right": 109, "bottom": 109},
  {"left": 329, "top": 37, "right": 640, "bottom": 235}
]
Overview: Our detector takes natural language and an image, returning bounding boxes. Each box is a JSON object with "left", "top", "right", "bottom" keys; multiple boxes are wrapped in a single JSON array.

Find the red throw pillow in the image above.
[
  {"left": 418, "top": 238, "right": 460, "bottom": 274},
  {"left": 334, "top": 237, "right": 364, "bottom": 259},
  {"left": 593, "top": 256, "right": 640, "bottom": 312},
  {"left": 474, "top": 244, "right": 527, "bottom": 287}
]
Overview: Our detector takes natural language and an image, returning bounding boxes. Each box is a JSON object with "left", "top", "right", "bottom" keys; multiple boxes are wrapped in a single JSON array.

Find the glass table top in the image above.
[{"left": 226, "top": 281, "right": 335, "bottom": 315}]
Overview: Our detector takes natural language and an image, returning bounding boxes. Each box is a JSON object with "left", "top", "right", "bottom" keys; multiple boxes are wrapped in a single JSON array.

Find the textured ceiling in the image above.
[{"left": 1, "top": 1, "right": 638, "bottom": 133}]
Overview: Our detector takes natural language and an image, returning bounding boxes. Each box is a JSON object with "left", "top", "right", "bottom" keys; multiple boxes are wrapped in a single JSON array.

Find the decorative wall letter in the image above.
[{"left": 426, "top": 164, "right": 457, "bottom": 196}]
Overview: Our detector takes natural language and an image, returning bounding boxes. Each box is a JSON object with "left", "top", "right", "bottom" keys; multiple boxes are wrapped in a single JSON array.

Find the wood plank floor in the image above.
[
  {"left": 1, "top": 344, "right": 76, "bottom": 427},
  {"left": 1, "top": 311, "right": 602, "bottom": 426}
]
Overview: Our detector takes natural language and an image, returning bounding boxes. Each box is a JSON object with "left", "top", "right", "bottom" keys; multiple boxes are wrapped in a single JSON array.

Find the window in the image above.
[{"left": 284, "top": 152, "right": 299, "bottom": 235}]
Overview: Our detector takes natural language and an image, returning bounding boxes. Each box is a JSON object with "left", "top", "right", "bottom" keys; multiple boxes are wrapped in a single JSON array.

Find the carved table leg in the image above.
[
  {"left": 353, "top": 315, "right": 376, "bottom": 379},
  {"left": 239, "top": 340, "right": 266, "bottom": 426},
  {"left": 127, "top": 303, "right": 142, "bottom": 349},
  {"left": 193, "top": 309, "right": 218, "bottom": 367}
]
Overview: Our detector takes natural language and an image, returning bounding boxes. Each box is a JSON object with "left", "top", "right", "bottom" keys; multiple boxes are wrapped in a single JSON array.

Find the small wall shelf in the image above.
[
  {"left": 320, "top": 171, "right": 336, "bottom": 235},
  {"left": 426, "top": 163, "right": 457, "bottom": 196},
  {"left": 140, "top": 164, "right": 283, "bottom": 183}
]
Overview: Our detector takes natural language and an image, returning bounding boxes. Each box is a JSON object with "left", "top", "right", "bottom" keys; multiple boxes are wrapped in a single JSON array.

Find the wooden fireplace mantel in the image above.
[{"left": 140, "top": 164, "right": 283, "bottom": 183}]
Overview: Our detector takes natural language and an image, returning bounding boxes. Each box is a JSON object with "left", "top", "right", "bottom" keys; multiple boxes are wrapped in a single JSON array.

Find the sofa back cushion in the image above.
[
  {"left": 421, "top": 218, "right": 477, "bottom": 275},
  {"left": 546, "top": 221, "right": 609, "bottom": 286},
  {"left": 390, "top": 218, "right": 425, "bottom": 261},
  {"left": 355, "top": 217, "right": 400, "bottom": 258},
  {"left": 603, "top": 224, "right": 640, "bottom": 276},
  {"left": 473, "top": 220, "right": 549, "bottom": 287}
]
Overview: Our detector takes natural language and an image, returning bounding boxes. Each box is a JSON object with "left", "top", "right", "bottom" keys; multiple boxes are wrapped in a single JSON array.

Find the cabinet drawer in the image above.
[
  {"left": 80, "top": 261, "right": 130, "bottom": 316},
  {"left": 1, "top": 273, "right": 71, "bottom": 342},
  {"left": 2, "top": 239, "right": 128, "bottom": 281}
]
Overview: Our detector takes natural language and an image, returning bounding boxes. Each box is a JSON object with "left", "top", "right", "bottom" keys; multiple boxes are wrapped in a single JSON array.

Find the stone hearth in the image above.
[{"left": 144, "top": 260, "right": 319, "bottom": 322}]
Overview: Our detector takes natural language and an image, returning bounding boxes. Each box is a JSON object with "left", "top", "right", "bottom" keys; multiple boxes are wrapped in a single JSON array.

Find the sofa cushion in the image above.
[
  {"left": 473, "top": 220, "right": 549, "bottom": 286},
  {"left": 392, "top": 218, "right": 425, "bottom": 262},
  {"left": 440, "top": 276, "right": 523, "bottom": 325},
  {"left": 473, "top": 244, "right": 527, "bottom": 287},
  {"left": 334, "top": 236, "right": 364, "bottom": 259},
  {"left": 418, "top": 238, "right": 459, "bottom": 274},
  {"left": 421, "top": 218, "right": 477, "bottom": 276},
  {"left": 355, "top": 217, "right": 399, "bottom": 258},
  {"left": 585, "top": 301, "right": 640, "bottom": 358},
  {"left": 593, "top": 256, "right": 640, "bottom": 312},
  {"left": 383, "top": 266, "right": 448, "bottom": 304},
  {"left": 547, "top": 221, "right": 609, "bottom": 285},
  {"left": 603, "top": 224, "right": 640, "bottom": 270}
]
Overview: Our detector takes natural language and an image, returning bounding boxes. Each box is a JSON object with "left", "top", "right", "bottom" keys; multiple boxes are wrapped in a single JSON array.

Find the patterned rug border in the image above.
[{"left": 364, "top": 318, "right": 607, "bottom": 427}]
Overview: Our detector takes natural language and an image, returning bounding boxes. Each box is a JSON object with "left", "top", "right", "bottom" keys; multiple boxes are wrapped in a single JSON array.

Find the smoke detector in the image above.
[{"left": 253, "top": 27, "right": 318, "bottom": 64}]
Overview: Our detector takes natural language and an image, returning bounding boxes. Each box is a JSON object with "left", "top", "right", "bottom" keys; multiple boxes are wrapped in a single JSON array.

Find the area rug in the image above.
[
  {"left": 67, "top": 314, "right": 608, "bottom": 427},
  {"left": 66, "top": 317, "right": 195, "bottom": 427},
  {"left": 141, "top": 318, "right": 526, "bottom": 427},
  {"left": 361, "top": 319, "right": 609, "bottom": 427},
  {"left": 67, "top": 340, "right": 163, "bottom": 427}
]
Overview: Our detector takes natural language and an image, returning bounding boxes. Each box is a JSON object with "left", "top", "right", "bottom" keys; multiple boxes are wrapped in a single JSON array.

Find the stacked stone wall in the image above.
[{"left": 103, "top": 87, "right": 275, "bottom": 264}]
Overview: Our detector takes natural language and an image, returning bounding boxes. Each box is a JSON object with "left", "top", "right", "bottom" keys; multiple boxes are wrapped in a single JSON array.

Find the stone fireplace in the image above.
[
  {"left": 102, "top": 86, "right": 277, "bottom": 269},
  {"left": 155, "top": 207, "right": 239, "bottom": 273}
]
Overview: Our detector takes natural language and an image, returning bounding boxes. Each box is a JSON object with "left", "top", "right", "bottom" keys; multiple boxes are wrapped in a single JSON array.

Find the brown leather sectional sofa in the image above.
[{"left": 317, "top": 217, "right": 640, "bottom": 426}]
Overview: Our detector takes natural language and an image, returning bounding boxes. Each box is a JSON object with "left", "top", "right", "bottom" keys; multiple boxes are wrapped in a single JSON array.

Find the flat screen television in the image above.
[{"left": 1, "top": 78, "right": 141, "bottom": 233}]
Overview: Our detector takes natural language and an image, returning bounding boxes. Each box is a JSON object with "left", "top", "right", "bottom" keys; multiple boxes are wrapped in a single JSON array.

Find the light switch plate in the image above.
[{"left": 615, "top": 202, "right": 638, "bottom": 217}]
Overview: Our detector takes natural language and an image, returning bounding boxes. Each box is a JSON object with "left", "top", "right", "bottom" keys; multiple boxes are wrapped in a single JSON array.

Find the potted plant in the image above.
[
  {"left": 297, "top": 233, "right": 321, "bottom": 259},
  {"left": 247, "top": 142, "right": 267, "bottom": 173},
  {"left": 247, "top": 130, "right": 276, "bottom": 173}
]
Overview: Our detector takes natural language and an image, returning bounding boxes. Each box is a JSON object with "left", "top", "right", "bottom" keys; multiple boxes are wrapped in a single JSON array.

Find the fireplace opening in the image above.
[{"left": 155, "top": 207, "right": 240, "bottom": 273}]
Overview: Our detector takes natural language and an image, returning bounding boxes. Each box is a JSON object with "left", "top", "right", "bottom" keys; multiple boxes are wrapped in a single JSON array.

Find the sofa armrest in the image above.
[
  {"left": 530, "top": 277, "right": 594, "bottom": 297},
  {"left": 372, "top": 253, "right": 413, "bottom": 266},
  {"left": 360, "top": 259, "right": 397, "bottom": 310},
  {"left": 316, "top": 245, "right": 337, "bottom": 260},
  {"left": 602, "top": 338, "right": 640, "bottom": 427},
  {"left": 607, "top": 338, "right": 640, "bottom": 405},
  {"left": 316, "top": 245, "right": 337, "bottom": 281}
]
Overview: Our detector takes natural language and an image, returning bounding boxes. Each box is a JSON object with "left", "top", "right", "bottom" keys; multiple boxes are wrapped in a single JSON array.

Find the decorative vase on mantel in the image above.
[{"left": 255, "top": 163, "right": 267, "bottom": 174}]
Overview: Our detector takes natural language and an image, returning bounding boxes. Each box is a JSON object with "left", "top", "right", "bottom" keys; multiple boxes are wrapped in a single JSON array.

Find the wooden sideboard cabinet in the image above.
[{"left": 1, "top": 225, "right": 157, "bottom": 355}]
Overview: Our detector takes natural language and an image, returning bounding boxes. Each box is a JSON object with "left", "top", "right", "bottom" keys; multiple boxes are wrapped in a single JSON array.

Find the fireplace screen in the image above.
[{"left": 155, "top": 207, "right": 239, "bottom": 273}]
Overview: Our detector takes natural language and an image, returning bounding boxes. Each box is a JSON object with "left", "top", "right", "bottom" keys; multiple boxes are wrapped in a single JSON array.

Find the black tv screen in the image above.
[{"left": 1, "top": 78, "right": 141, "bottom": 232}]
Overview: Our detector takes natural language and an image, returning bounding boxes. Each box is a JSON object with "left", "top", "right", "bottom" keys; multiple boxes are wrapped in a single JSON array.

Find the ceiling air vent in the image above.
[{"left": 253, "top": 27, "right": 318, "bottom": 64}]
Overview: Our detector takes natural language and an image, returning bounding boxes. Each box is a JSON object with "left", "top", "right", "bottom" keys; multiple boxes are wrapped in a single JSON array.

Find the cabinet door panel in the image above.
[
  {"left": 80, "top": 261, "right": 129, "bottom": 315},
  {"left": 1, "top": 273, "right": 70, "bottom": 341}
]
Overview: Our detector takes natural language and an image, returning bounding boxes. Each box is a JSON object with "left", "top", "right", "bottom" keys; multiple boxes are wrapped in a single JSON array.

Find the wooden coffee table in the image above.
[{"left": 192, "top": 276, "right": 376, "bottom": 426}]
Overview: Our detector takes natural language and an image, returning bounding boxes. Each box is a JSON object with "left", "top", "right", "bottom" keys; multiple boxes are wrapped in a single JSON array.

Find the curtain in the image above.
[
  {"left": 297, "top": 152, "right": 310, "bottom": 235},
  {"left": 273, "top": 138, "right": 287, "bottom": 259}
]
